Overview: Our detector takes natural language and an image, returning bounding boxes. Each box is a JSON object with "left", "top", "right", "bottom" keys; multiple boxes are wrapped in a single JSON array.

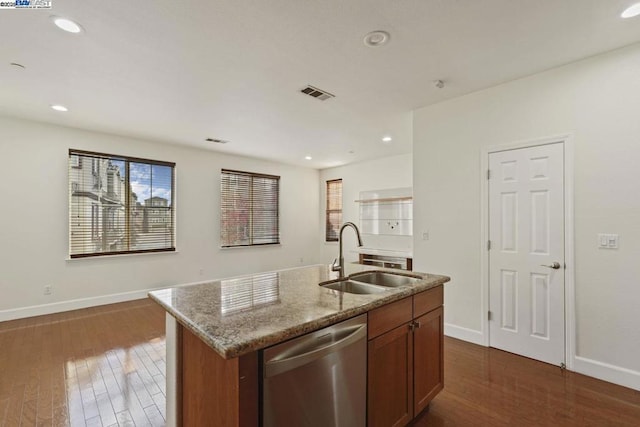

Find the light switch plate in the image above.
[{"left": 598, "top": 233, "right": 619, "bottom": 249}]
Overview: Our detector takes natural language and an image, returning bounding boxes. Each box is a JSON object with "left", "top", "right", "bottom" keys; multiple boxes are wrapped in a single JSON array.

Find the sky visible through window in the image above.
[{"left": 110, "top": 161, "right": 172, "bottom": 205}]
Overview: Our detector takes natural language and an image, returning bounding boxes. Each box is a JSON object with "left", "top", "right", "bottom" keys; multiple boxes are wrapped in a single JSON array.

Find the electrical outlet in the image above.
[
  {"left": 422, "top": 231, "right": 429, "bottom": 241},
  {"left": 44, "top": 285, "right": 52, "bottom": 295},
  {"left": 199, "top": 269, "right": 204, "bottom": 276},
  {"left": 299, "top": 257, "right": 304, "bottom": 264}
]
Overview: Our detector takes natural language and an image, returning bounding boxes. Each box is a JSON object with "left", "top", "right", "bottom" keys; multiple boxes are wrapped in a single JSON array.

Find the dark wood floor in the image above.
[
  {"left": 413, "top": 338, "right": 640, "bottom": 426},
  {"left": 0, "top": 300, "right": 166, "bottom": 427},
  {"left": 1, "top": 299, "right": 639, "bottom": 426}
]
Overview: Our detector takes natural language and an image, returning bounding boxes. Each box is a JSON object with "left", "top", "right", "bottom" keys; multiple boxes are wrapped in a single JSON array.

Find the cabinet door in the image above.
[
  {"left": 413, "top": 306, "right": 444, "bottom": 415},
  {"left": 368, "top": 323, "right": 413, "bottom": 427}
]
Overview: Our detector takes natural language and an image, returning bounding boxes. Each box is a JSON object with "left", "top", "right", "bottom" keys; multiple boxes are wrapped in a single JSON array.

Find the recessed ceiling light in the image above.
[
  {"left": 52, "top": 17, "right": 83, "bottom": 33},
  {"left": 305, "top": 156, "right": 312, "bottom": 160},
  {"left": 621, "top": 3, "right": 640, "bottom": 18},
  {"left": 51, "top": 105, "right": 68, "bottom": 112},
  {"left": 382, "top": 136, "right": 393, "bottom": 143},
  {"left": 364, "top": 31, "right": 390, "bottom": 47}
]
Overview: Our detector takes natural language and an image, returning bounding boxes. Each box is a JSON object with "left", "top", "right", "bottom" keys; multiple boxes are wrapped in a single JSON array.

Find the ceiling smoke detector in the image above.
[
  {"left": 364, "top": 31, "right": 390, "bottom": 47},
  {"left": 300, "top": 85, "right": 335, "bottom": 101},
  {"left": 206, "top": 138, "right": 228, "bottom": 144}
]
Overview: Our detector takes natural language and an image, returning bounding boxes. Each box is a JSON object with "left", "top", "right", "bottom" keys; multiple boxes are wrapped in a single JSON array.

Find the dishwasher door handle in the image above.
[{"left": 264, "top": 323, "right": 367, "bottom": 378}]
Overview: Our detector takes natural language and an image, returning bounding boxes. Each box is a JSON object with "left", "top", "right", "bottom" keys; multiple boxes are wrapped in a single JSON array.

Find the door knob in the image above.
[{"left": 541, "top": 262, "right": 561, "bottom": 270}]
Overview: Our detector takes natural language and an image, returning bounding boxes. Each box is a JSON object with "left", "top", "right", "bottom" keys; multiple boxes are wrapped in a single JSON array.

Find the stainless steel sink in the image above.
[
  {"left": 321, "top": 280, "right": 388, "bottom": 294},
  {"left": 348, "top": 271, "right": 422, "bottom": 288}
]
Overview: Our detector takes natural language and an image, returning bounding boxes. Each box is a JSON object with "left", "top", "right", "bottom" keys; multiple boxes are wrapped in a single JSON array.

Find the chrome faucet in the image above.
[{"left": 331, "top": 222, "right": 364, "bottom": 279}]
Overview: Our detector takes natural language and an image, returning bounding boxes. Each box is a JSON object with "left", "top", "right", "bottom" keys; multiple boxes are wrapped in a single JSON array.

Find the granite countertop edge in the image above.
[{"left": 149, "top": 267, "right": 450, "bottom": 359}]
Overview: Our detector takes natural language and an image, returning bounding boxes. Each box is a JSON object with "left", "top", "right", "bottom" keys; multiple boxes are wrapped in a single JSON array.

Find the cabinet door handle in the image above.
[{"left": 413, "top": 321, "right": 421, "bottom": 329}]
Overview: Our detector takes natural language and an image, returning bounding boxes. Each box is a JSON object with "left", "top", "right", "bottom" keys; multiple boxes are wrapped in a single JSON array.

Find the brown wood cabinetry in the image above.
[
  {"left": 177, "top": 285, "right": 443, "bottom": 427},
  {"left": 180, "top": 326, "right": 258, "bottom": 427},
  {"left": 367, "top": 285, "right": 444, "bottom": 426}
]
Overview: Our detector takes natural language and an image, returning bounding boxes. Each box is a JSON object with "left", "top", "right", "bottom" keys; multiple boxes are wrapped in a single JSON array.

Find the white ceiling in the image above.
[{"left": 2, "top": 0, "right": 640, "bottom": 169}]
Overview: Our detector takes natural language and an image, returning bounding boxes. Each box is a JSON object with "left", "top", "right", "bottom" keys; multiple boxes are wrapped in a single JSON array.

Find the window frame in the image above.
[
  {"left": 220, "top": 169, "right": 280, "bottom": 248},
  {"left": 68, "top": 149, "right": 176, "bottom": 259},
  {"left": 325, "top": 178, "right": 343, "bottom": 242}
]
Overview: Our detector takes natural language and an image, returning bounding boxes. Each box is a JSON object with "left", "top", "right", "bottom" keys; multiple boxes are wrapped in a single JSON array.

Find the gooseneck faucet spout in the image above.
[{"left": 331, "top": 222, "right": 364, "bottom": 279}]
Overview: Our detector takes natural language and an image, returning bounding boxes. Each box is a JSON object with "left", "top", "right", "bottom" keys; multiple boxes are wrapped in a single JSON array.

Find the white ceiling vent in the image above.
[{"left": 300, "top": 85, "right": 335, "bottom": 101}]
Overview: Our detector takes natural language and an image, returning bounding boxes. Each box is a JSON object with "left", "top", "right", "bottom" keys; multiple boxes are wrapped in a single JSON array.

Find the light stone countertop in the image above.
[{"left": 148, "top": 264, "right": 450, "bottom": 359}]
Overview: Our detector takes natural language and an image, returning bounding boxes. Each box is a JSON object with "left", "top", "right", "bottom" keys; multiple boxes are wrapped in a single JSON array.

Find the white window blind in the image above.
[
  {"left": 69, "top": 149, "right": 175, "bottom": 258},
  {"left": 221, "top": 169, "right": 280, "bottom": 247},
  {"left": 326, "top": 179, "right": 343, "bottom": 242}
]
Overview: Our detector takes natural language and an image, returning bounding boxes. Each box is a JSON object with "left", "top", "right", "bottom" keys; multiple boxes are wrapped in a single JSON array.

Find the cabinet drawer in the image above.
[
  {"left": 413, "top": 285, "right": 443, "bottom": 318},
  {"left": 368, "top": 297, "right": 412, "bottom": 340}
]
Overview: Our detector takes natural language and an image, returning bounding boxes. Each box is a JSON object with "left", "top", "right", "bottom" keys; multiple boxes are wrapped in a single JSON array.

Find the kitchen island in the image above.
[{"left": 149, "top": 264, "right": 450, "bottom": 427}]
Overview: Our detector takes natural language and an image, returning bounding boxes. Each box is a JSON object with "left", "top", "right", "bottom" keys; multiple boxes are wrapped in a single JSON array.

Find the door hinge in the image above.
[
  {"left": 487, "top": 169, "right": 491, "bottom": 180},
  {"left": 488, "top": 310, "right": 493, "bottom": 321},
  {"left": 487, "top": 240, "right": 492, "bottom": 250}
]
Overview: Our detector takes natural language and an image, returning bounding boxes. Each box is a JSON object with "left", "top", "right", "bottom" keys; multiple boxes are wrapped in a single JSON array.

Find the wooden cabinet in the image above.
[
  {"left": 368, "top": 297, "right": 413, "bottom": 427},
  {"left": 367, "top": 286, "right": 444, "bottom": 426},
  {"left": 413, "top": 306, "right": 444, "bottom": 414},
  {"left": 176, "top": 285, "right": 443, "bottom": 427},
  {"left": 180, "top": 325, "right": 258, "bottom": 427}
]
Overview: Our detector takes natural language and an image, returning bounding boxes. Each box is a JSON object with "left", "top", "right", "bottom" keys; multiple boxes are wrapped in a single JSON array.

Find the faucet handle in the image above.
[{"left": 331, "top": 258, "right": 340, "bottom": 271}]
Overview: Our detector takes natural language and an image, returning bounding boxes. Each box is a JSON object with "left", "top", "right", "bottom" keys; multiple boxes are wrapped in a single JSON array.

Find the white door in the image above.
[{"left": 488, "top": 143, "right": 565, "bottom": 366}]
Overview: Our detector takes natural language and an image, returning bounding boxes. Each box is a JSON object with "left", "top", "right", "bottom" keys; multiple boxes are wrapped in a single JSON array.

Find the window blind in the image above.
[
  {"left": 221, "top": 169, "right": 280, "bottom": 247},
  {"left": 69, "top": 149, "right": 175, "bottom": 258},
  {"left": 326, "top": 179, "right": 343, "bottom": 241}
]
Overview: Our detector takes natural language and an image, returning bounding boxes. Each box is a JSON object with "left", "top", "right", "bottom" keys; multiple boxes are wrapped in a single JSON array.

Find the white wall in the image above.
[
  {"left": 0, "top": 116, "right": 320, "bottom": 319},
  {"left": 413, "top": 43, "right": 640, "bottom": 389},
  {"left": 319, "top": 154, "right": 413, "bottom": 264}
]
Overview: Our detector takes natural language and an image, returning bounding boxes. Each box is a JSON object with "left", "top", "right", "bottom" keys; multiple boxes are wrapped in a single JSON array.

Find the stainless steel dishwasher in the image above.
[{"left": 262, "top": 314, "right": 367, "bottom": 427}]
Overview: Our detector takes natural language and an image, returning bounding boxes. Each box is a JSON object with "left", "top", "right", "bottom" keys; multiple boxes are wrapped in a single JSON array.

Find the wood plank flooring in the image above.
[
  {"left": 0, "top": 300, "right": 166, "bottom": 427},
  {"left": 413, "top": 337, "right": 640, "bottom": 426},
  {"left": 2, "top": 299, "right": 640, "bottom": 426}
]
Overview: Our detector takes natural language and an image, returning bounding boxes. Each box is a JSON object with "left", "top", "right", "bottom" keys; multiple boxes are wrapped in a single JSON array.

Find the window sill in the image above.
[
  {"left": 66, "top": 250, "right": 179, "bottom": 261},
  {"left": 220, "top": 244, "right": 282, "bottom": 250}
]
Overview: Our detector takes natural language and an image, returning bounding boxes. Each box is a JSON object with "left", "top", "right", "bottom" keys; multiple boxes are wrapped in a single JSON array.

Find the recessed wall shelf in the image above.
[{"left": 358, "top": 188, "right": 413, "bottom": 236}]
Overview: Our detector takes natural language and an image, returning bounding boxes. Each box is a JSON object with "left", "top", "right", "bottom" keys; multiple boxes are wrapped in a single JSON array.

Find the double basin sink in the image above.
[{"left": 320, "top": 271, "right": 422, "bottom": 294}]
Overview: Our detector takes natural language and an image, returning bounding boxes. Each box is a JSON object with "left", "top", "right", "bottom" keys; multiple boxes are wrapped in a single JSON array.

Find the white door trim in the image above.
[{"left": 479, "top": 134, "right": 575, "bottom": 369}]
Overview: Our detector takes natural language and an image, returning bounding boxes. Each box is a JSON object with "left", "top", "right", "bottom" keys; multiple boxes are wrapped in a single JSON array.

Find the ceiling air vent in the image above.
[{"left": 300, "top": 85, "right": 335, "bottom": 101}]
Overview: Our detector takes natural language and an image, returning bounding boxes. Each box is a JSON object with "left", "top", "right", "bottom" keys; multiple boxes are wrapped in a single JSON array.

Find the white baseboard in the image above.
[
  {"left": 0, "top": 288, "right": 153, "bottom": 322},
  {"left": 0, "top": 277, "right": 221, "bottom": 323},
  {"left": 573, "top": 355, "right": 640, "bottom": 391},
  {"left": 444, "top": 323, "right": 485, "bottom": 345}
]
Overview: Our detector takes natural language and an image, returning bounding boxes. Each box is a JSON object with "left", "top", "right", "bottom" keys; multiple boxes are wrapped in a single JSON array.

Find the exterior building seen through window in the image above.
[{"left": 68, "top": 149, "right": 175, "bottom": 258}]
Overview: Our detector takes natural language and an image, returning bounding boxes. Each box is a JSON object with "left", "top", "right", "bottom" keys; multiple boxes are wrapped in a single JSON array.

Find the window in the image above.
[
  {"left": 326, "top": 179, "right": 343, "bottom": 241},
  {"left": 69, "top": 149, "right": 175, "bottom": 258},
  {"left": 221, "top": 169, "right": 280, "bottom": 247}
]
